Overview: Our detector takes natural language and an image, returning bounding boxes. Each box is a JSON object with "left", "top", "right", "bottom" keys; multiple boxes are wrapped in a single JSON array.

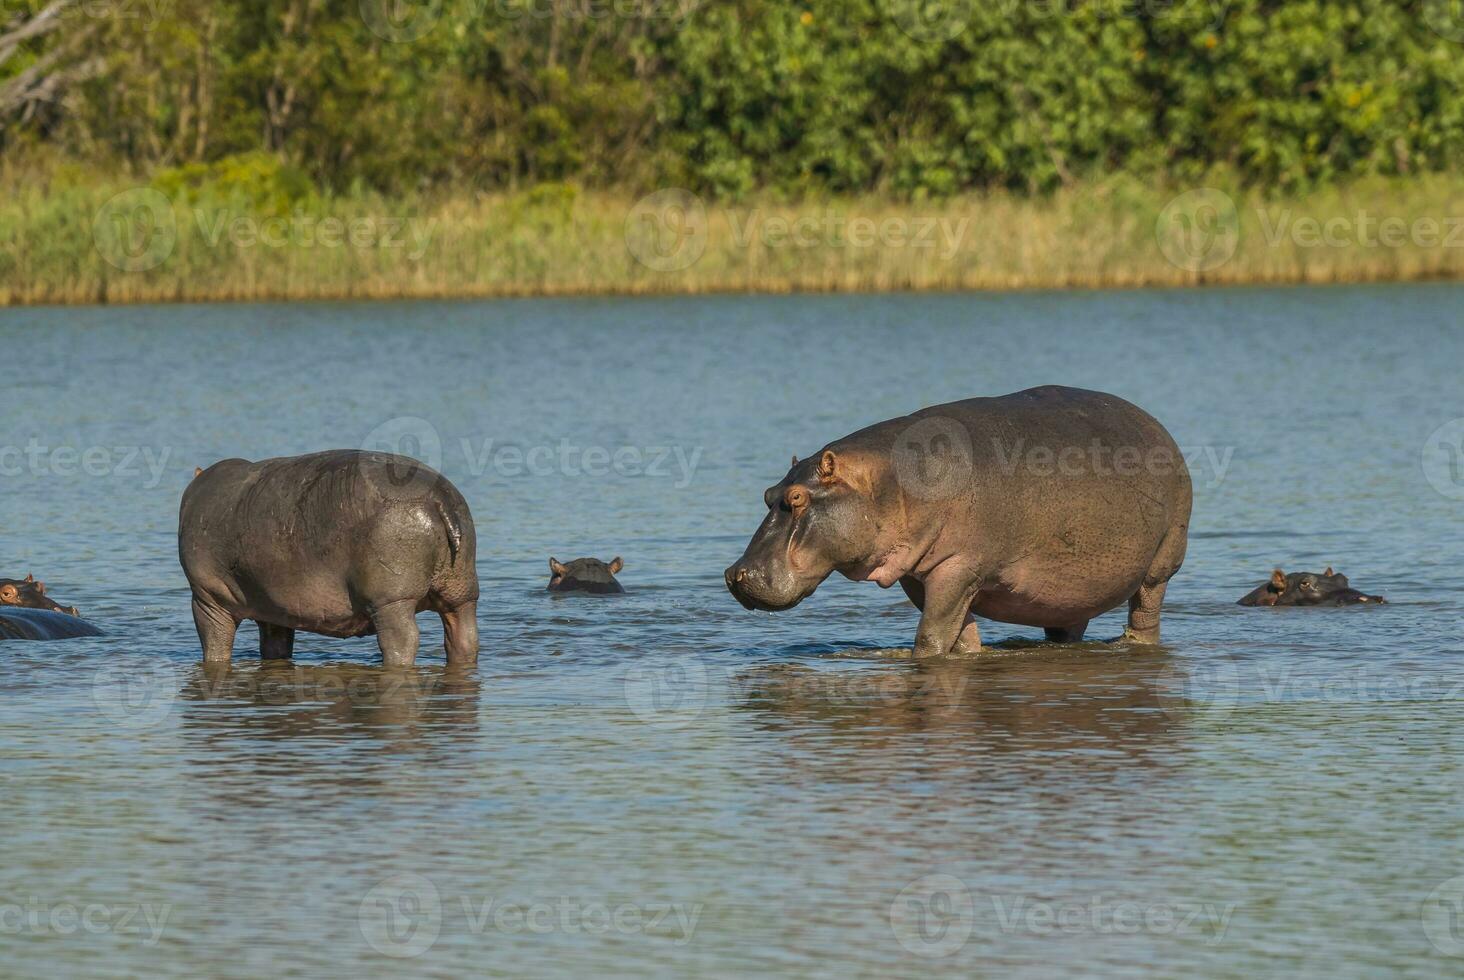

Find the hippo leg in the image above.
[
  {"left": 902, "top": 576, "right": 983, "bottom": 655},
  {"left": 258, "top": 622, "right": 295, "bottom": 661},
  {"left": 440, "top": 601, "right": 479, "bottom": 666},
  {"left": 1124, "top": 581, "right": 1167, "bottom": 645},
  {"left": 910, "top": 570, "right": 982, "bottom": 658},
  {"left": 1044, "top": 622, "right": 1089, "bottom": 643},
  {"left": 372, "top": 600, "right": 420, "bottom": 668},
  {"left": 191, "top": 596, "right": 238, "bottom": 663}
]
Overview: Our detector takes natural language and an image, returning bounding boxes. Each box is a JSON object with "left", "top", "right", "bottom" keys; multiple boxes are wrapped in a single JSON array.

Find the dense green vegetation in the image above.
[{"left": 3, "top": 0, "right": 1462, "bottom": 198}]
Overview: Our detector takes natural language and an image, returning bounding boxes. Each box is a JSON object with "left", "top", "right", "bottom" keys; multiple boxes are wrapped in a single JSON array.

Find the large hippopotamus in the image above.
[
  {"left": 179, "top": 450, "right": 480, "bottom": 666},
  {"left": 1, "top": 574, "right": 83, "bottom": 617},
  {"left": 0, "top": 606, "right": 104, "bottom": 640},
  {"left": 725, "top": 386, "right": 1192, "bottom": 656}
]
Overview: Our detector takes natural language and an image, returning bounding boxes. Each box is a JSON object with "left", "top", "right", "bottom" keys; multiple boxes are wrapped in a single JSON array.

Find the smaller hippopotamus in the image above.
[
  {"left": 547, "top": 557, "right": 624, "bottom": 594},
  {"left": 0, "top": 575, "right": 82, "bottom": 617},
  {"left": 1238, "top": 567, "right": 1385, "bottom": 606}
]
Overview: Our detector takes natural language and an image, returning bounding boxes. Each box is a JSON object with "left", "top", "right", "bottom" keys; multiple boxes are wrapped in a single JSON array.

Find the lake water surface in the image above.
[{"left": 3, "top": 286, "right": 1464, "bottom": 977}]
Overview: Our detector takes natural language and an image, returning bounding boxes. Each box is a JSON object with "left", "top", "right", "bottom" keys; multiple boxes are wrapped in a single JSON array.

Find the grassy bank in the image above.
[{"left": 4, "top": 169, "right": 1464, "bottom": 305}]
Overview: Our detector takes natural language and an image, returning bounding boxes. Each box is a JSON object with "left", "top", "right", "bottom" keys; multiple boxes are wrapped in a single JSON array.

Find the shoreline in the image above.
[
  {"left": 7, "top": 177, "right": 1464, "bottom": 307},
  {"left": 4, "top": 268, "right": 1464, "bottom": 310}
]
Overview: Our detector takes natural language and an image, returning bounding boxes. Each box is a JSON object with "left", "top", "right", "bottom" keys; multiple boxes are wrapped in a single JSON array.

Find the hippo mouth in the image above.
[{"left": 724, "top": 568, "right": 822, "bottom": 612}]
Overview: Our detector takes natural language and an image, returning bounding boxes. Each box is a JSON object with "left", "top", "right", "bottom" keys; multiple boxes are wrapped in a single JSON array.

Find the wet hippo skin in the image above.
[{"left": 179, "top": 450, "right": 480, "bottom": 667}]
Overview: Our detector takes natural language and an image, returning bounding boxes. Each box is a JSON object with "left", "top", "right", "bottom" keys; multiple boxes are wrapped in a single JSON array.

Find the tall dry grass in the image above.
[{"left": 3, "top": 169, "right": 1464, "bottom": 305}]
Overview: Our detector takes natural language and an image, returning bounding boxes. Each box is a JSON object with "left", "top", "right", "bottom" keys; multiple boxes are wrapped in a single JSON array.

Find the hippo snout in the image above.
[{"left": 724, "top": 561, "right": 806, "bottom": 612}]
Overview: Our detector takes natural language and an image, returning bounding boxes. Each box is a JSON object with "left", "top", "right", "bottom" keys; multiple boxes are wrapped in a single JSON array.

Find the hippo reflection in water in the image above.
[
  {"left": 547, "top": 557, "right": 624, "bottom": 595},
  {"left": 1238, "top": 568, "right": 1385, "bottom": 606}
]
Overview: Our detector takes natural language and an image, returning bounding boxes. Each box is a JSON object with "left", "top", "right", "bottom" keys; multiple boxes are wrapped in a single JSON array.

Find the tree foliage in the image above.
[{"left": 2, "top": 0, "right": 1461, "bottom": 196}]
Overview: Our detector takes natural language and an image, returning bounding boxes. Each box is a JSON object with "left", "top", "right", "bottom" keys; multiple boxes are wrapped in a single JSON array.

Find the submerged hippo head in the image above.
[
  {"left": 0, "top": 575, "right": 82, "bottom": 617},
  {"left": 548, "top": 556, "right": 625, "bottom": 594},
  {"left": 1238, "top": 567, "right": 1384, "bottom": 607},
  {"left": 725, "top": 451, "right": 884, "bottom": 612}
]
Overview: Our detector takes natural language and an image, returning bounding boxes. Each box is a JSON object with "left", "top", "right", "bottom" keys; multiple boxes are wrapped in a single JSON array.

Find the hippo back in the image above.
[{"left": 0, "top": 607, "right": 104, "bottom": 641}]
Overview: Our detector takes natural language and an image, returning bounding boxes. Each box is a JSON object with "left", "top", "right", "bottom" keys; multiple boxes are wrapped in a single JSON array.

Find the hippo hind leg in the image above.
[
  {"left": 259, "top": 622, "right": 295, "bottom": 661},
  {"left": 192, "top": 596, "right": 238, "bottom": 663},
  {"left": 440, "top": 600, "right": 479, "bottom": 666},
  {"left": 1125, "top": 582, "right": 1167, "bottom": 645},
  {"left": 372, "top": 599, "right": 420, "bottom": 668},
  {"left": 1044, "top": 622, "right": 1088, "bottom": 643}
]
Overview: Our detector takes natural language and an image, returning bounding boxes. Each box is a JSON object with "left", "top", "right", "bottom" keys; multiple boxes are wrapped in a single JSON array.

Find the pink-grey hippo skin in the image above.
[
  {"left": 725, "top": 386, "right": 1192, "bottom": 656},
  {"left": 179, "top": 450, "right": 480, "bottom": 667}
]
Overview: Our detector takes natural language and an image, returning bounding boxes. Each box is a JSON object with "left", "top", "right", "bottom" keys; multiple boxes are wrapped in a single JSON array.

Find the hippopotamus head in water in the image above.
[
  {"left": 548, "top": 557, "right": 624, "bottom": 594},
  {"left": 0, "top": 575, "right": 81, "bottom": 617},
  {"left": 1238, "top": 567, "right": 1385, "bottom": 606}
]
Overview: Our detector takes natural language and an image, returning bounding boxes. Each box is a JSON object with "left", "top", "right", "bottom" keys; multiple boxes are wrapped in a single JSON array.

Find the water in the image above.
[{"left": 3, "top": 285, "right": 1463, "bottom": 978}]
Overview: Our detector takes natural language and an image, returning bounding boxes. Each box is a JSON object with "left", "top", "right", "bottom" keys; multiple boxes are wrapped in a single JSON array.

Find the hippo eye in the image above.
[{"left": 784, "top": 486, "right": 810, "bottom": 511}]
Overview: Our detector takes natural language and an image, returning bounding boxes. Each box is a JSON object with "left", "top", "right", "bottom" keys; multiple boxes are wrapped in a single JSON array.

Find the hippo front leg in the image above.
[
  {"left": 372, "top": 600, "right": 420, "bottom": 668},
  {"left": 911, "top": 568, "right": 982, "bottom": 658}
]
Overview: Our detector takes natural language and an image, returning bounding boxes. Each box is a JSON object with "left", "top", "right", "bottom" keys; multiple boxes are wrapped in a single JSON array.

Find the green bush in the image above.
[{"left": 1, "top": 0, "right": 1460, "bottom": 198}]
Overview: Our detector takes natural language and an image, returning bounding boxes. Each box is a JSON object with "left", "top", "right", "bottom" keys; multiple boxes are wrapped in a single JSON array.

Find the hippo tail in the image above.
[{"left": 434, "top": 496, "right": 464, "bottom": 566}]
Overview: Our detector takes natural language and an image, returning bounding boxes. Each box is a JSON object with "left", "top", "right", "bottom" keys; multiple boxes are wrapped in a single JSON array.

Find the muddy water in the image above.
[{"left": 3, "top": 285, "right": 1463, "bottom": 977}]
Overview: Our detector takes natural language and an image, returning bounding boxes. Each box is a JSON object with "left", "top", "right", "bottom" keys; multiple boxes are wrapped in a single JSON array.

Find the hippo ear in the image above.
[
  {"left": 790, "top": 454, "right": 799, "bottom": 469},
  {"left": 817, "top": 450, "right": 838, "bottom": 482},
  {"left": 608, "top": 556, "right": 623, "bottom": 575},
  {"left": 1270, "top": 569, "right": 1287, "bottom": 590},
  {"left": 1324, "top": 566, "right": 1334, "bottom": 577},
  {"left": 549, "top": 557, "right": 567, "bottom": 576},
  {"left": 25, "top": 574, "right": 34, "bottom": 583},
  {"left": 194, "top": 466, "right": 204, "bottom": 479},
  {"left": 35, "top": 581, "right": 45, "bottom": 594}
]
